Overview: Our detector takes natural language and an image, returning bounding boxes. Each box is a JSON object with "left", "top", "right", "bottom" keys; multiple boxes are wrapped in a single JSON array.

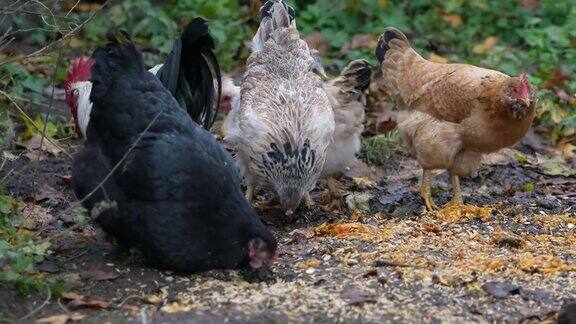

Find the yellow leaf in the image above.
[
  {"left": 352, "top": 177, "right": 376, "bottom": 189},
  {"left": 379, "top": 0, "right": 388, "bottom": 10},
  {"left": 297, "top": 258, "right": 321, "bottom": 269},
  {"left": 350, "top": 209, "right": 362, "bottom": 221},
  {"left": 442, "top": 14, "right": 462, "bottom": 28},
  {"left": 473, "top": 36, "right": 499, "bottom": 54},
  {"left": 429, "top": 53, "right": 449, "bottom": 64}
]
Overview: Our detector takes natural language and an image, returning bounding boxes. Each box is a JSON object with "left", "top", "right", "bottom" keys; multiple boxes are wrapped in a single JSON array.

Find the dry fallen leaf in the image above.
[
  {"left": 517, "top": 0, "right": 540, "bottom": 10},
  {"left": 352, "top": 177, "right": 377, "bottom": 189},
  {"left": 341, "top": 34, "right": 378, "bottom": 54},
  {"left": 61, "top": 292, "right": 109, "bottom": 310},
  {"left": 422, "top": 224, "right": 441, "bottom": 234},
  {"left": 34, "top": 182, "right": 65, "bottom": 204},
  {"left": 350, "top": 209, "right": 363, "bottom": 222},
  {"left": 429, "top": 53, "right": 449, "bottom": 64},
  {"left": 35, "top": 314, "right": 85, "bottom": 324},
  {"left": 441, "top": 13, "right": 463, "bottom": 27},
  {"left": 473, "top": 36, "right": 499, "bottom": 54},
  {"left": 297, "top": 259, "right": 321, "bottom": 269},
  {"left": 18, "top": 134, "right": 62, "bottom": 160}
]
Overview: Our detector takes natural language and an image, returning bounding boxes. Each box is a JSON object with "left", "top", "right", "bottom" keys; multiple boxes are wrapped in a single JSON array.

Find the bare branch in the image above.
[
  {"left": 0, "top": 0, "right": 110, "bottom": 67},
  {"left": 39, "top": 44, "right": 63, "bottom": 152}
]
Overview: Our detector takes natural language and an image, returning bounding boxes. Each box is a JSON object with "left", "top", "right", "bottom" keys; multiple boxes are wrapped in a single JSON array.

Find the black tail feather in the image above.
[
  {"left": 156, "top": 18, "right": 221, "bottom": 130},
  {"left": 260, "top": 0, "right": 295, "bottom": 24},
  {"left": 375, "top": 27, "right": 410, "bottom": 64},
  {"left": 341, "top": 59, "right": 372, "bottom": 93}
]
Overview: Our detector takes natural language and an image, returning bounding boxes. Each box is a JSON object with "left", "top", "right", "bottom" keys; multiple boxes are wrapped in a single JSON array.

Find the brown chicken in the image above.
[{"left": 375, "top": 27, "right": 536, "bottom": 210}]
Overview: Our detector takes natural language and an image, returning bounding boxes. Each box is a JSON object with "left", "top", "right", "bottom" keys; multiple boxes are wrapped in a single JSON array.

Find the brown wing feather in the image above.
[{"left": 377, "top": 29, "right": 509, "bottom": 124}]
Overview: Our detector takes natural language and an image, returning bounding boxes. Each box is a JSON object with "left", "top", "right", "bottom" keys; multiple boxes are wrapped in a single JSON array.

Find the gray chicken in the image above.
[{"left": 223, "top": 0, "right": 334, "bottom": 219}]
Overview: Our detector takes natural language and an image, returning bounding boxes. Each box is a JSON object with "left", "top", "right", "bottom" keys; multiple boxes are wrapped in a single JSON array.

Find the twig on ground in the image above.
[
  {"left": 118, "top": 295, "right": 143, "bottom": 308},
  {"left": 0, "top": 89, "right": 71, "bottom": 158},
  {"left": 19, "top": 285, "right": 51, "bottom": 321}
]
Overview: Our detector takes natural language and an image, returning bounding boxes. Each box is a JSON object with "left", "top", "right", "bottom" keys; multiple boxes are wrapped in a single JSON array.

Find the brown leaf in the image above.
[
  {"left": 34, "top": 182, "right": 64, "bottom": 204},
  {"left": 35, "top": 314, "right": 85, "bottom": 324},
  {"left": 304, "top": 31, "right": 329, "bottom": 56},
  {"left": 350, "top": 210, "right": 362, "bottom": 222},
  {"left": 543, "top": 66, "right": 571, "bottom": 89},
  {"left": 61, "top": 0, "right": 102, "bottom": 12},
  {"left": 80, "top": 269, "right": 120, "bottom": 281},
  {"left": 517, "top": 0, "right": 540, "bottom": 10},
  {"left": 17, "top": 134, "right": 62, "bottom": 158},
  {"left": 441, "top": 14, "right": 463, "bottom": 27},
  {"left": 555, "top": 88, "right": 576, "bottom": 105},
  {"left": 422, "top": 224, "right": 441, "bottom": 233},
  {"left": 473, "top": 36, "right": 499, "bottom": 54},
  {"left": 341, "top": 34, "right": 378, "bottom": 54},
  {"left": 61, "top": 292, "right": 109, "bottom": 310},
  {"left": 297, "top": 259, "right": 321, "bottom": 269},
  {"left": 555, "top": 139, "right": 576, "bottom": 161}
]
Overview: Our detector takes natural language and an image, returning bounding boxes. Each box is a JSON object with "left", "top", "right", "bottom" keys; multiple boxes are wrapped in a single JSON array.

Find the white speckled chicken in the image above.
[
  {"left": 322, "top": 59, "right": 371, "bottom": 178},
  {"left": 223, "top": 0, "right": 334, "bottom": 218}
]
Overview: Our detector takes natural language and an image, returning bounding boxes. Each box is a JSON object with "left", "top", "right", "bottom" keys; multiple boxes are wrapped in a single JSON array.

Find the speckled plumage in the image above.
[
  {"left": 224, "top": 1, "right": 334, "bottom": 212},
  {"left": 322, "top": 59, "right": 370, "bottom": 177}
]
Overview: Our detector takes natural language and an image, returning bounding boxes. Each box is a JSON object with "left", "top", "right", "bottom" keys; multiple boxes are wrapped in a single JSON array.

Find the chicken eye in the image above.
[{"left": 72, "top": 89, "right": 79, "bottom": 97}]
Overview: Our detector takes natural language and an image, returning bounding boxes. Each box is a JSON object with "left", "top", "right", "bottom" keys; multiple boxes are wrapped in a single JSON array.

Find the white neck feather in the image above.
[{"left": 74, "top": 81, "right": 93, "bottom": 139}]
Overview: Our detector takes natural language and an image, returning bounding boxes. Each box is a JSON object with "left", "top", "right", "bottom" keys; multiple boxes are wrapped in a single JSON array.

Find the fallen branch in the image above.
[{"left": 19, "top": 285, "right": 51, "bottom": 321}]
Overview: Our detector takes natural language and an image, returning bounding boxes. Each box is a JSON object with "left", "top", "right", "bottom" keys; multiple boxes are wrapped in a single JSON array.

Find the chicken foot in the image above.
[
  {"left": 420, "top": 169, "right": 439, "bottom": 211},
  {"left": 325, "top": 177, "right": 345, "bottom": 212}
]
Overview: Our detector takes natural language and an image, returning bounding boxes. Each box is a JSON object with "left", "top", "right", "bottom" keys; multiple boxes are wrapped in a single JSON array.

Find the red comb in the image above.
[
  {"left": 65, "top": 57, "right": 94, "bottom": 89},
  {"left": 518, "top": 72, "right": 531, "bottom": 99}
]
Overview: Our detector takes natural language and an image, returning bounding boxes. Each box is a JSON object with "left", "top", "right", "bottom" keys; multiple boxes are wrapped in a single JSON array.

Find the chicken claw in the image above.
[
  {"left": 245, "top": 185, "right": 255, "bottom": 202},
  {"left": 420, "top": 169, "right": 439, "bottom": 211}
]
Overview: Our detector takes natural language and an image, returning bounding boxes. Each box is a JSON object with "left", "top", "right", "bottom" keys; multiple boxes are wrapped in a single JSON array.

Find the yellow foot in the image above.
[{"left": 423, "top": 195, "right": 439, "bottom": 211}]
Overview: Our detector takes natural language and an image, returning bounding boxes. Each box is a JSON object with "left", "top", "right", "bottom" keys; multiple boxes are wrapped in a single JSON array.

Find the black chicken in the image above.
[
  {"left": 65, "top": 18, "right": 220, "bottom": 139},
  {"left": 72, "top": 22, "right": 277, "bottom": 273}
]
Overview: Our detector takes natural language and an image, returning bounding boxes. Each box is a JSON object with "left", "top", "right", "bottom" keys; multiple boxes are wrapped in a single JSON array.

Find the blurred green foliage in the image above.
[
  {"left": 0, "top": 187, "right": 64, "bottom": 295},
  {"left": 0, "top": 0, "right": 575, "bottom": 140}
]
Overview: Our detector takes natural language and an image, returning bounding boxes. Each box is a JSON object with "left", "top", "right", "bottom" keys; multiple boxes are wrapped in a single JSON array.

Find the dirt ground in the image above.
[{"left": 0, "top": 132, "right": 574, "bottom": 323}]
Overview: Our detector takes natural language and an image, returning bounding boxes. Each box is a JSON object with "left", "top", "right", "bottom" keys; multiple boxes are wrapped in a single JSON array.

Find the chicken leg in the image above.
[
  {"left": 304, "top": 192, "right": 314, "bottom": 208},
  {"left": 449, "top": 174, "right": 463, "bottom": 206},
  {"left": 245, "top": 185, "right": 255, "bottom": 202},
  {"left": 420, "top": 169, "right": 438, "bottom": 211}
]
